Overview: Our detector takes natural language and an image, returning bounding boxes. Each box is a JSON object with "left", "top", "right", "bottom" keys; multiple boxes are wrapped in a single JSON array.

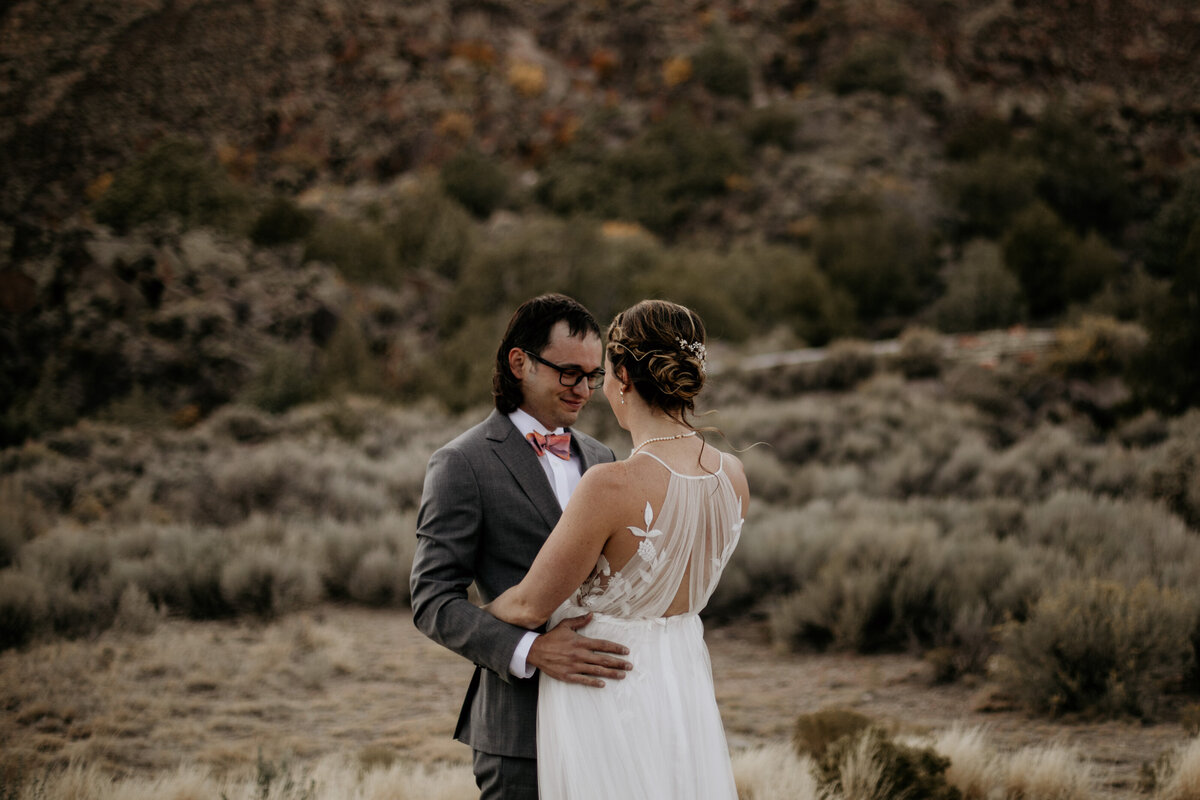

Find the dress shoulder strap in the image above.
[{"left": 632, "top": 450, "right": 725, "bottom": 478}]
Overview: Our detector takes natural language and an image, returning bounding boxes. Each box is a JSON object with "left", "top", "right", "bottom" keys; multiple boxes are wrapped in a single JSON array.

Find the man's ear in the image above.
[{"left": 507, "top": 347, "right": 527, "bottom": 378}]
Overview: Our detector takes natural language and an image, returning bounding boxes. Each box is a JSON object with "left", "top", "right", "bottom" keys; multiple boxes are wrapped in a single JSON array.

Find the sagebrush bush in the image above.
[
  {"left": 1002, "top": 202, "right": 1082, "bottom": 317},
  {"left": 385, "top": 181, "right": 475, "bottom": 278},
  {"left": 0, "top": 569, "right": 47, "bottom": 649},
  {"left": 1029, "top": 109, "right": 1132, "bottom": 236},
  {"left": 942, "top": 152, "right": 1043, "bottom": 237},
  {"left": 242, "top": 346, "right": 319, "bottom": 414},
  {"left": 219, "top": 546, "right": 322, "bottom": 618},
  {"left": 996, "top": 579, "right": 1197, "bottom": 717}
]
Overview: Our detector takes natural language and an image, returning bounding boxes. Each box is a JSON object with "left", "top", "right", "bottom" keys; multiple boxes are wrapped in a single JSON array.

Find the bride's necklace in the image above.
[{"left": 631, "top": 430, "right": 697, "bottom": 455}]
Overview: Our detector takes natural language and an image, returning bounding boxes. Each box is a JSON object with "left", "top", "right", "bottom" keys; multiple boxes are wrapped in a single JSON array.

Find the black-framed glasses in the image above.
[{"left": 522, "top": 349, "right": 605, "bottom": 390}]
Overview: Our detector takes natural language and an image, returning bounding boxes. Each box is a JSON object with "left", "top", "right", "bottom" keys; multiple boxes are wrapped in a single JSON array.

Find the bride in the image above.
[{"left": 485, "top": 299, "right": 749, "bottom": 799}]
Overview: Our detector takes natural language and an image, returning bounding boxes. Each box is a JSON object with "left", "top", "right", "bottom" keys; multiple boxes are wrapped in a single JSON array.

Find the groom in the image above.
[{"left": 411, "top": 293, "right": 632, "bottom": 799}]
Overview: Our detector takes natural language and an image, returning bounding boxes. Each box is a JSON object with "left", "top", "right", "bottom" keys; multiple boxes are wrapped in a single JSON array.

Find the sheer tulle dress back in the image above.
[{"left": 538, "top": 450, "right": 744, "bottom": 800}]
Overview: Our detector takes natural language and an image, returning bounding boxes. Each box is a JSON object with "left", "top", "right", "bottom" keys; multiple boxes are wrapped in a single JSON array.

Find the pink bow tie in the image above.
[{"left": 527, "top": 431, "right": 571, "bottom": 461}]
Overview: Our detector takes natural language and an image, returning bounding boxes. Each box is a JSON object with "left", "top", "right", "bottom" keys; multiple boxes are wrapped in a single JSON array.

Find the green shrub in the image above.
[
  {"left": 1002, "top": 201, "right": 1080, "bottom": 318},
  {"left": 943, "top": 152, "right": 1044, "bottom": 238},
  {"left": 1144, "top": 167, "right": 1200, "bottom": 279},
  {"left": 793, "top": 708, "right": 874, "bottom": 760},
  {"left": 692, "top": 33, "right": 752, "bottom": 100},
  {"left": 315, "top": 315, "right": 386, "bottom": 398},
  {"left": 251, "top": 196, "right": 315, "bottom": 246},
  {"left": 742, "top": 105, "right": 799, "bottom": 150},
  {"left": 92, "top": 138, "right": 250, "bottom": 233},
  {"left": 807, "top": 339, "right": 877, "bottom": 390},
  {"left": 815, "top": 727, "right": 961, "bottom": 800},
  {"left": 814, "top": 201, "right": 937, "bottom": 328},
  {"left": 892, "top": 326, "right": 946, "bottom": 379},
  {"left": 996, "top": 579, "right": 1197, "bottom": 718},
  {"left": 303, "top": 216, "right": 400, "bottom": 287},
  {"left": 750, "top": 245, "right": 857, "bottom": 345},
  {"left": 931, "top": 240, "right": 1026, "bottom": 332},
  {"left": 829, "top": 38, "right": 907, "bottom": 96},
  {"left": 1029, "top": 109, "right": 1132, "bottom": 236},
  {"left": 0, "top": 569, "right": 47, "bottom": 650},
  {"left": 440, "top": 149, "right": 509, "bottom": 218}
]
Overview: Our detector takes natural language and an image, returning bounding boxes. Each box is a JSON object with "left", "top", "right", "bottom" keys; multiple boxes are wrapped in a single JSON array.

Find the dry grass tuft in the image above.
[
  {"left": 732, "top": 743, "right": 823, "bottom": 800},
  {"left": 1003, "top": 743, "right": 1095, "bottom": 800},
  {"left": 1154, "top": 737, "right": 1200, "bottom": 800}
]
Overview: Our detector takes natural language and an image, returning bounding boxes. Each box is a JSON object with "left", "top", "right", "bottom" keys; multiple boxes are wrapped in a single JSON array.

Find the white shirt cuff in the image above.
[{"left": 509, "top": 630, "right": 539, "bottom": 678}]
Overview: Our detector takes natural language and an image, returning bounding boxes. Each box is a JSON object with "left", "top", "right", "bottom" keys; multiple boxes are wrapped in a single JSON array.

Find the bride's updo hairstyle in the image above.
[{"left": 606, "top": 299, "right": 707, "bottom": 426}]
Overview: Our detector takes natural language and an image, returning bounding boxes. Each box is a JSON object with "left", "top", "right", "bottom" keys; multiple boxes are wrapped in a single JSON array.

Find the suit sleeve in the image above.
[{"left": 410, "top": 445, "right": 528, "bottom": 683}]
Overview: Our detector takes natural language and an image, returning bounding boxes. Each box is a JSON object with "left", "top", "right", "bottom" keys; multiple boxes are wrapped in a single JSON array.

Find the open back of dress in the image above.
[
  {"left": 562, "top": 450, "right": 743, "bottom": 621},
  {"left": 538, "top": 451, "right": 744, "bottom": 800}
]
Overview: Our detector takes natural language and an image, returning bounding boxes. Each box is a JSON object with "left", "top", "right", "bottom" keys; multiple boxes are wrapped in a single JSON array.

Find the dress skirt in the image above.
[{"left": 536, "top": 611, "right": 738, "bottom": 800}]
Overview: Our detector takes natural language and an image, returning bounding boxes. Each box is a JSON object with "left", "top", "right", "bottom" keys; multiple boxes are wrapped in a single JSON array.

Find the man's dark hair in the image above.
[{"left": 493, "top": 294, "right": 601, "bottom": 413}]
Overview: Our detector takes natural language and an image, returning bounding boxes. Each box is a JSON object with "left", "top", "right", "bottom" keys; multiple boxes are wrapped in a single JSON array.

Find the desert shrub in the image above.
[
  {"left": 749, "top": 244, "right": 857, "bottom": 345},
  {"left": 942, "top": 111, "right": 1013, "bottom": 161},
  {"left": 1028, "top": 109, "right": 1132, "bottom": 236},
  {"left": 942, "top": 152, "right": 1043, "bottom": 237},
  {"left": 996, "top": 579, "right": 1197, "bottom": 718},
  {"left": 829, "top": 38, "right": 907, "bottom": 96},
  {"left": 931, "top": 239, "right": 1026, "bottom": 332},
  {"left": 315, "top": 315, "right": 386, "bottom": 398},
  {"left": 815, "top": 727, "right": 961, "bottom": 800},
  {"left": 303, "top": 216, "right": 399, "bottom": 286},
  {"left": 242, "top": 346, "right": 318, "bottom": 414},
  {"left": 385, "top": 182, "right": 475, "bottom": 278},
  {"left": 1020, "top": 491, "right": 1200, "bottom": 588},
  {"left": 1046, "top": 315, "right": 1148, "bottom": 380},
  {"left": 732, "top": 743, "right": 823, "bottom": 800},
  {"left": 1001, "top": 202, "right": 1117, "bottom": 317},
  {"left": 250, "top": 196, "right": 314, "bottom": 246},
  {"left": 0, "top": 569, "right": 47, "bottom": 649},
  {"left": 0, "top": 477, "right": 48, "bottom": 569},
  {"left": 420, "top": 310, "right": 508, "bottom": 412},
  {"left": 111, "top": 583, "right": 161, "bottom": 635},
  {"left": 440, "top": 149, "right": 509, "bottom": 218},
  {"left": 1138, "top": 410, "right": 1200, "bottom": 529},
  {"left": 692, "top": 33, "right": 752, "bottom": 100},
  {"left": 92, "top": 138, "right": 250, "bottom": 234},
  {"left": 1144, "top": 167, "right": 1200, "bottom": 279},
  {"left": 219, "top": 547, "right": 322, "bottom": 618},
  {"left": 143, "top": 525, "right": 232, "bottom": 618},
  {"left": 347, "top": 545, "right": 410, "bottom": 607},
  {"left": 806, "top": 340, "right": 877, "bottom": 390},
  {"left": 205, "top": 403, "right": 280, "bottom": 444},
  {"left": 813, "top": 201, "right": 937, "bottom": 328},
  {"left": 742, "top": 104, "right": 799, "bottom": 150},
  {"left": 892, "top": 326, "right": 946, "bottom": 379},
  {"left": 793, "top": 708, "right": 874, "bottom": 760},
  {"left": 18, "top": 528, "right": 112, "bottom": 592}
]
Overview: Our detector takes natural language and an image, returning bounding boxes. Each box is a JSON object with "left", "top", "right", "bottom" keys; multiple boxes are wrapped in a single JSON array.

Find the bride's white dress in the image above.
[{"left": 538, "top": 450, "right": 744, "bottom": 800}]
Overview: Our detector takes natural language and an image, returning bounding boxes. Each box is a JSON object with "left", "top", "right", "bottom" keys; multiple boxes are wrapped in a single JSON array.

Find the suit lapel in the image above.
[{"left": 485, "top": 411, "right": 562, "bottom": 532}]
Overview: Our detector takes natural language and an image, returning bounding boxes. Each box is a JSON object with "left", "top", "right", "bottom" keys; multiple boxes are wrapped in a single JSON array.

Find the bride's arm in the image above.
[{"left": 486, "top": 463, "right": 625, "bottom": 628}]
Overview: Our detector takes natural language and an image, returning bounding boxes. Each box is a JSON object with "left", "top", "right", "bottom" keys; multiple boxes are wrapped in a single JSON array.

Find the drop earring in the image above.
[{"left": 619, "top": 387, "right": 625, "bottom": 404}]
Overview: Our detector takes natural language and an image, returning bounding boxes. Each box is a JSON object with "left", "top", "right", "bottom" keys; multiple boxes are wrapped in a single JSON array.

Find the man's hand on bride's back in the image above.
[{"left": 528, "top": 613, "right": 632, "bottom": 687}]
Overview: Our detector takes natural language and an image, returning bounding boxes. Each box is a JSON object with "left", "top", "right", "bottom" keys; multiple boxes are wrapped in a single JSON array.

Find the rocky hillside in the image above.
[
  {"left": 2, "top": 0, "right": 1199, "bottom": 444},
  {"left": 3, "top": 0, "right": 1198, "bottom": 230}
]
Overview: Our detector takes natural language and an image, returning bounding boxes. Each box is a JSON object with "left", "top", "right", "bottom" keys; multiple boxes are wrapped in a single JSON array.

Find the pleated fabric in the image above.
[{"left": 537, "top": 452, "right": 744, "bottom": 800}]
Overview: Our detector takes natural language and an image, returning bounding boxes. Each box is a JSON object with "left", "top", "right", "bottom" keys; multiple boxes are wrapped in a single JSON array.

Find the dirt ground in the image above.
[{"left": 0, "top": 605, "right": 1189, "bottom": 796}]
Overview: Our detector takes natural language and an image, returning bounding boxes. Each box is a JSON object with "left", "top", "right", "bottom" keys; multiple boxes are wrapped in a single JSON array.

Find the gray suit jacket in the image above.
[{"left": 410, "top": 409, "right": 616, "bottom": 758}]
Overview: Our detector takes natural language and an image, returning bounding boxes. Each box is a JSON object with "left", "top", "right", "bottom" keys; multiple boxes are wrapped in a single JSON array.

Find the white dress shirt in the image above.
[{"left": 505, "top": 408, "right": 584, "bottom": 677}]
